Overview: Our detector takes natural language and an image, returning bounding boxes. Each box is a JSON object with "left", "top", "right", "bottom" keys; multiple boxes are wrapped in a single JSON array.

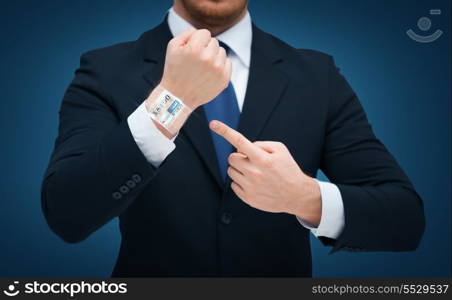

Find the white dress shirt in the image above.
[{"left": 127, "top": 7, "right": 345, "bottom": 239}]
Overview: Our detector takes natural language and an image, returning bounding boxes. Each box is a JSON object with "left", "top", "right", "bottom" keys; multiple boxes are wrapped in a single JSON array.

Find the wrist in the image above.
[
  {"left": 144, "top": 85, "right": 193, "bottom": 137},
  {"left": 145, "top": 84, "right": 165, "bottom": 108},
  {"left": 288, "top": 176, "right": 322, "bottom": 227},
  {"left": 157, "top": 81, "right": 198, "bottom": 110}
]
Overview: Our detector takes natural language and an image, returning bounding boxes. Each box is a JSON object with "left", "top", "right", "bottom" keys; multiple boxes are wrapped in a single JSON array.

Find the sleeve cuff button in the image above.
[
  {"left": 132, "top": 174, "right": 142, "bottom": 183},
  {"left": 119, "top": 185, "right": 130, "bottom": 194},
  {"left": 112, "top": 192, "right": 122, "bottom": 200}
]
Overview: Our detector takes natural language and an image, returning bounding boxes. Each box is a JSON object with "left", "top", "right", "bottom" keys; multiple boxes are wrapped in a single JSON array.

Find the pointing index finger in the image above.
[{"left": 209, "top": 120, "right": 262, "bottom": 159}]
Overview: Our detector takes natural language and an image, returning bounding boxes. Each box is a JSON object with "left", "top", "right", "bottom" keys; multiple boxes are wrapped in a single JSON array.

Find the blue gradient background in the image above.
[{"left": 0, "top": 0, "right": 450, "bottom": 277}]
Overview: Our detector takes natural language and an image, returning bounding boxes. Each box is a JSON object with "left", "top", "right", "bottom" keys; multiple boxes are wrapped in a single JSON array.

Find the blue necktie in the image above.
[{"left": 203, "top": 42, "right": 240, "bottom": 182}]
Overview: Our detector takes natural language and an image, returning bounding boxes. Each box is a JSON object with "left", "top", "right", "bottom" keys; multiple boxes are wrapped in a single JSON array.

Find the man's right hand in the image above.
[
  {"left": 151, "top": 28, "right": 232, "bottom": 110},
  {"left": 143, "top": 28, "right": 231, "bottom": 138}
]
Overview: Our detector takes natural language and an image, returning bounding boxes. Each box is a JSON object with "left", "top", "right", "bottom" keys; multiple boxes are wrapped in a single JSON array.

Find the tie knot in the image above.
[{"left": 219, "top": 41, "right": 231, "bottom": 55}]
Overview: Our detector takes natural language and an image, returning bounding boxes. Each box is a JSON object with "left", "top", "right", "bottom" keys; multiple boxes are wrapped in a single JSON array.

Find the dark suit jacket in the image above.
[{"left": 41, "top": 19, "right": 425, "bottom": 277}]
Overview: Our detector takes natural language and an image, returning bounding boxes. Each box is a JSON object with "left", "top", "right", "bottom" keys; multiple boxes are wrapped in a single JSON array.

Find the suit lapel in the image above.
[
  {"left": 141, "top": 19, "right": 170, "bottom": 90},
  {"left": 238, "top": 25, "right": 288, "bottom": 141},
  {"left": 182, "top": 107, "right": 224, "bottom": 188}
]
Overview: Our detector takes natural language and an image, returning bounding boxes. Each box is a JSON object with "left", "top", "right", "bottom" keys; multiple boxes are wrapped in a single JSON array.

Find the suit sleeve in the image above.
[
  {"left": 320, "top": 57, "right": 425, "bottom": 252},
  {"left": 41, "top": 52, "right": 158, "bottom": 243}
]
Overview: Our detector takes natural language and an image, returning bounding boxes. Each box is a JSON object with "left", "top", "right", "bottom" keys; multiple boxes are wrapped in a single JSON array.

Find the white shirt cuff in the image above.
[
  {"left": 127, "top": 102, "right": 176, "bottom": 168},
  {"left": 296, "top": 180, "right": 345, "bottom": 239}
]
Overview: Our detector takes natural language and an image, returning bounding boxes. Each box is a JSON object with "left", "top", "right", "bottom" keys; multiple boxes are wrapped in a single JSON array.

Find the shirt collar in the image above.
[{"left": 167, "top": 7, "right": 252, "bottom": 68}]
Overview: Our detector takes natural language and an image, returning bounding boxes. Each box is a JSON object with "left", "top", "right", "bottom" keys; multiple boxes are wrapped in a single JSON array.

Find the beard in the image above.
[{"left": 178, "top": 0, "right": 248, "bottom": 27}]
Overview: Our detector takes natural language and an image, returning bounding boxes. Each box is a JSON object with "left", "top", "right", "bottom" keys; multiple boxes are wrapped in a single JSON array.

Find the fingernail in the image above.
[{"left": 210, "top": 121, "right": 219, "bottom": 129}]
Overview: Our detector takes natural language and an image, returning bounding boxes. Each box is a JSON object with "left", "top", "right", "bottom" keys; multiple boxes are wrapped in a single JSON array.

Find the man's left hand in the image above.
[{"left": 209, "top": 120, "right": 322, "bottom": 226}]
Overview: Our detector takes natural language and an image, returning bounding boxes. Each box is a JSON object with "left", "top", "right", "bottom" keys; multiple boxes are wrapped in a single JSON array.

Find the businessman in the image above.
[{"left": 42, "top": 0, "right": 425, "bottom": 277}]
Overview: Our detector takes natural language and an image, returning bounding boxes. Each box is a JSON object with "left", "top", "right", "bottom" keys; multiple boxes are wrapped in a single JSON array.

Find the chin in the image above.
[{"left": 181, "top": 0, "right": 248, "bottom": 26}]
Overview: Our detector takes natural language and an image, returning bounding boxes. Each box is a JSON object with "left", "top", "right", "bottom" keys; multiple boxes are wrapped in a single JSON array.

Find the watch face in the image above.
[{"left": 149, "top": 91, "right": 186, "bottom": 130}]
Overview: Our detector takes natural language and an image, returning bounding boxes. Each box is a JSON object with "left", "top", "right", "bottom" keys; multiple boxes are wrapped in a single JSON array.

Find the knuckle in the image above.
[
  {"left": 249, "top": 168, "right": 260, "bottom": 178},
  {"left": 223, "top": 65, "right": 231, "bottom": 79},
  {"left": 219, "top": 126, "right": 228, "bottom": 136},
  {"left": 213, "top": 62, "right": 224, "bottom": 73},
  {"left": 260, "top": 155, "right": 273, "bottom": 167},
  {"left": 186, "top": 45, "right": 198, "bottom": 56},
  {"left": 199, "top": 29, "right": 211, "bottom": 37},
  {"left": 235, "top": 136, "right": 245, "bottom": 148},
  {"left": 167, "top": 39, "right": 176, "bottom": 47},
  {"left": 211, "top": 38, "right": 219, "bottom": 47},
  {"left": 254, "top": 153, "right": 264, "bottom": 163},
  {"left": 223, "top": 63, "right": 230, "bottom": 73},
  {"left": 200, "top": 53, "right": 212, "bottom": 63},
  {"left": 220, "top": 76, "right": 229, "bottom": 88},
  {"left": 276, "top": 141, "right": 287, "bottom": 149}
]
